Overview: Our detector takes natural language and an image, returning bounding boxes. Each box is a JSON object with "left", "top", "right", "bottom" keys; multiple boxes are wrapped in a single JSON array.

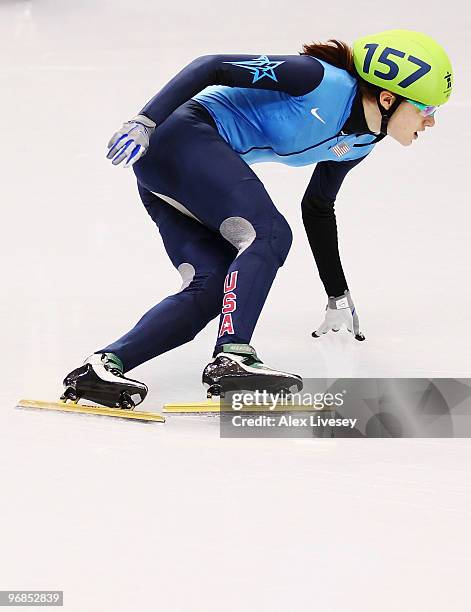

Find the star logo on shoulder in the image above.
[{"left": 223, "top": 55, "right": 285, "bottom": 83}]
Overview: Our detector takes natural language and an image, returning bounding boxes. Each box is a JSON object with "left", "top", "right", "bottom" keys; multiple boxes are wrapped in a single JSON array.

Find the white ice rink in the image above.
[{"left": 1, "top": 1, "right": 471, "bottom": 610}]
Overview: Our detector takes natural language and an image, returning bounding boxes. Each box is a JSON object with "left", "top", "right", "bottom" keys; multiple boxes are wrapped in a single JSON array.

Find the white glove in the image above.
[
  {"left": 312, "top": 290, "right": 365, "bottom": 341},
  {"left": 106, "top": 114, "right": 156, "bottom": 167}
]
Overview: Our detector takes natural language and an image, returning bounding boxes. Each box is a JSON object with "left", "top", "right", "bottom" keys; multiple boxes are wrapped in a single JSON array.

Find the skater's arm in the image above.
[
  {"left": 301, "top": 156, "right": 368, "bottom": 297},
  {"left": 140, "top": 54, "right": 324, "bottom": 125}
]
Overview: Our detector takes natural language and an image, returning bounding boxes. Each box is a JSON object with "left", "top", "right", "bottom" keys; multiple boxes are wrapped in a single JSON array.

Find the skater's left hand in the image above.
[
  {"left": 106, "top": 114, "right": 156, "bottom": 167},
  {"left": 312, "top": 291, "right": 365, "bottom": 341}
]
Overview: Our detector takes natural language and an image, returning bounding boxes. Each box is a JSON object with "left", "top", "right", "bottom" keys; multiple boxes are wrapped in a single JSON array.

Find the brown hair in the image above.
[{"left": 300, "top": 39, "right": 382, "bottom": 101}]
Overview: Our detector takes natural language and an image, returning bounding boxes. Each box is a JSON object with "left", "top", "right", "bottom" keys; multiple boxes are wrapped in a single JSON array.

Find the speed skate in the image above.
[
  {"left": 202, "top": 343, "right": 303, "bottom": 399},
  {"left": 16, "top": 352, "right": 165, "bottom": 422},
  {"left": 16, "top": 346, "right": 304, "bottom": 420}
]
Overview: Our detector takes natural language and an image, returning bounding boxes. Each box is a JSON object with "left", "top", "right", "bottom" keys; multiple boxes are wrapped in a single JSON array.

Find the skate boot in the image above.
[
  {"left": 202, "top": 344, "right": 303, "bottom": 398},
  {"left": 61, "top": 353, "right": 148, "bottom": 409}
]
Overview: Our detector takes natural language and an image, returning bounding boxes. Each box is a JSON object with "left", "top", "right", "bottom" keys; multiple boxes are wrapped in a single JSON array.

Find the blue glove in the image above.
[{"left": 106, "top": 114, "right": 156, "bottom": 167}]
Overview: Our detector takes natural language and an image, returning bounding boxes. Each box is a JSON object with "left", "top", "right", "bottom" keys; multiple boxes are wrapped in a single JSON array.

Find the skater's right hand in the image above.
[
  {"left": 106, "top": 114, "right": 156, "bottom": 168},
  {"left": 312, "top": 291, "right": 365, "bottom": 341}
]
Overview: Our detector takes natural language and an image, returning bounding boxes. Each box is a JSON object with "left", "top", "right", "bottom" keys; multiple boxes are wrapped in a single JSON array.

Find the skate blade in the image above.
[
  {"left": 163, "top": 400, "right": 222, "bottom": 414},
  {"left": 16, "top": 399, "right": 165, "bottom": 423},
  {"left": 163, "top": 400, "right": 335, "bottom": 414}
]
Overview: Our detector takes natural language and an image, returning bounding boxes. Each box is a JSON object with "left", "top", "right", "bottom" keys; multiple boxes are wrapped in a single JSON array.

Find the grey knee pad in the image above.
[
  {"left": 219, "top": 214, "right": 292, "bottom": 265},
  {"left": 177, "top": 262, "right": 196, "bottom": 290},
  {"left": 219, "top": 217, "right": 256, "bottom": 256}
]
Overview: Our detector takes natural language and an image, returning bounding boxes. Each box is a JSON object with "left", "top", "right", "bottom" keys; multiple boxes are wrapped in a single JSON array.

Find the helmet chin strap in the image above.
[
  {"left": 365, "top": 92, "right": 404, "bottom": 144},
  {"left": 376, "top": 91, "right": 403, "bottom": 135}
]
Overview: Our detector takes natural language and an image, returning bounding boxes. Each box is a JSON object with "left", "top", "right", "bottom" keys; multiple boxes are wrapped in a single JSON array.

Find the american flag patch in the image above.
[{"left": 332, "top": 143, "right": 351, "bottom": 157}]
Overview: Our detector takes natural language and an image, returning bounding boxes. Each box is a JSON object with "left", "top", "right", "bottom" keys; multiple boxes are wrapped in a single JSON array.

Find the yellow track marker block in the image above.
[{"left": 16, "top": 399, "right": 165, "bottom": 422}]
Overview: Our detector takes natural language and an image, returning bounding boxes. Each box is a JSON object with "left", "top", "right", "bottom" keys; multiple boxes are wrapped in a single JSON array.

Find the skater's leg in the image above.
[
  {"left": 62, "top": 100, "right": 294, "bottom": 405},
  {"left": 133, "top": 101, "right": 293, "bottom": 351},
  {"left": 210, "top": 178, "right": 293, "bottom": 348},
  {"left": 97, "top": 188, "right": 236, "bottom": 372}
]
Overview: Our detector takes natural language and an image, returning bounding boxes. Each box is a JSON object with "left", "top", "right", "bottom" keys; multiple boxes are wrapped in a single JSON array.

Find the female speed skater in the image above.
[{"left": 62, "top": 29, "right": 453, "bottom": 409}]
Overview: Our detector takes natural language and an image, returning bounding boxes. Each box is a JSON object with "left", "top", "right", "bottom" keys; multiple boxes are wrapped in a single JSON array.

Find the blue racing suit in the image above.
[{"left": 99, "top": 54, "right": 380, "bottom": 371}]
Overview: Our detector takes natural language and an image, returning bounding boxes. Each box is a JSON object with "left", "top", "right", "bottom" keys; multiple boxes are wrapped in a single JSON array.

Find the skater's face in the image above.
[{"left": 386, "top": 97, "right": 436, "bottom": 146}]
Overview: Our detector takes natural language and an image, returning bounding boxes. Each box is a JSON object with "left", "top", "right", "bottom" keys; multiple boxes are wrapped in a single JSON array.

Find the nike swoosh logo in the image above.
[{"left": 310, "top": 108, "right": 326, "bottom": 124}]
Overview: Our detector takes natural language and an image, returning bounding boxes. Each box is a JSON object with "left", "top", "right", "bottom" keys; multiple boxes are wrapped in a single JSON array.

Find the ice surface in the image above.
[{"left": 1, "top": 1, "right": 470, "bottom": 610}]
